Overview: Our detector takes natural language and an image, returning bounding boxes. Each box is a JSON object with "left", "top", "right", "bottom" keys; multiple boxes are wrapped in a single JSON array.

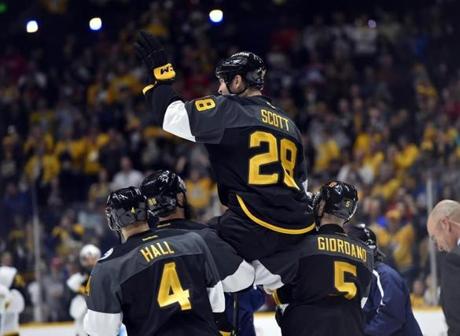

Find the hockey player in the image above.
[
  {"left": 0, "top": 259, "right": 25, "bottom": 336},
  {"left": 67, "top": 244, "right": 101, "bottom": 336},
  {"left": 84, "top": 187, "right": 225, "bottom": 336},
  {"left": 140, "top": 170, "right": 260, "bottom": 334},
  {"left": 135, "top": 32, "right": 314, "bottom": 265},
  {"left": 261, "top": 181, "right": 374, "bottom": 336},
  {"left": 346, "top": 223, "right": 422, "bottom": 336},
  {"left": 140, "top": 170, "right": 254, "bottom": 293}
]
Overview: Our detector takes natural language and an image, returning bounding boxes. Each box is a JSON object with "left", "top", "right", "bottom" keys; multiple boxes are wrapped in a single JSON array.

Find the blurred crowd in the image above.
[{"left": 1, "top": 0, "right": 459, "bottom": 321}]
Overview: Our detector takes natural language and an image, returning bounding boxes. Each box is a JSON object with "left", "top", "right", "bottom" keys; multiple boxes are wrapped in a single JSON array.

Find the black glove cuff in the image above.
[{"left": 144, "top": 84, "right": 182, "bottom": 125}]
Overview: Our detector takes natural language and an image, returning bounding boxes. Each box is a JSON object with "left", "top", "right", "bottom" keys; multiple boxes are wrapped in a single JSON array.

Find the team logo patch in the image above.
[
  {"left": 153, "top": 63, "right": 176, "bottom": 81},
  {"left": 99, "top": 248, "right": 114, "bottom": 261}
]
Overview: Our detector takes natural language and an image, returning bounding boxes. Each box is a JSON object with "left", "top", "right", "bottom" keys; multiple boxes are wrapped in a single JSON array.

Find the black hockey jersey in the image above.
[
  {"left": 146, "top": 89, "right": 314, "bottom": 234},
  {"left": 261, "top": 225, "right": 374, "bottom": 336},
  {"left": 84, "top": 229, "right": 224, "bottom": 336},
  {"left": 155, "top": 219, "right": 254, "bottom": 292}
]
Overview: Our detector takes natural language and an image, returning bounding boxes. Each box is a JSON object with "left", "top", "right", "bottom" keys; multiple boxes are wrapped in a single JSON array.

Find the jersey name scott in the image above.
[
  {"left": 260, "top": 109, "right": 289, "bottom": 131},
  {"left": 140, "top": 241, "right": 175, "bottom": 263},
  {"left": 317, "top": 237, "right": 367, "bottom": 262}
]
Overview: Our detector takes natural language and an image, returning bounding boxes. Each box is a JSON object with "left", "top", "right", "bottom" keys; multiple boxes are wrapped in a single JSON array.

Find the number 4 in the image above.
[{"left": 157, "top": 262, "right": 191, "bottom": 310}]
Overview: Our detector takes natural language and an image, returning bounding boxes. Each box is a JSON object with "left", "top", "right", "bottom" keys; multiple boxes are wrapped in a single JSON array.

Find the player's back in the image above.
[
  {"left": 276, "top": 226, "right": 374, "bottom": 336},
  {"left": 85, "top": 229, "right": 223, "bottom": 336},
  {"left": 184, "top": 95, "right": 313, "bottom": 234}
]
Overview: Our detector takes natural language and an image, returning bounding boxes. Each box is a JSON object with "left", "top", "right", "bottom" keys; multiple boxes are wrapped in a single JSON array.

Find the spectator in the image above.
[{"left": 110, "top": 156, "right": 143, "bottom": 190}]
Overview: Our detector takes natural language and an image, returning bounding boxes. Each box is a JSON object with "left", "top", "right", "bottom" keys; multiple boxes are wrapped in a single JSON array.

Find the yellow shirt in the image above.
[
  {"left": 370, "top": 224, "right": 391, "bottom": 248},
  {"left": 392, "top": 224, "right": 415, "bottom": 270},
  {"left": 83, "top": 133, "right": 110, "bottom": 175},
  {"left": 394, "top": 144, "right": 419, "bottom": 171},
  {"left": 410, "top": 294, "right": 429, "bottom": 309},
  {"left": 354, "top": 132, "right": 371, "bottom": 155},
  {"left": 314, "top": 139, "right": 340, "bottom": 172},
  {"left": 186, "top": 178, "right": 214, "bottom": 210},
  {"left": 363, "top": 151, "right": 384, "bottom": 176},
  {"left": 371, "top": 178, "right": 401, "bottom": 200},
  {"left": 108, "top": 73, "right": 142, "bottom": 103},
  {"left": 25, "top": 154, "right": 60, "bottom": 184},
  {"left": 54, "top": 138, "right": 86, "bottom": 170}
]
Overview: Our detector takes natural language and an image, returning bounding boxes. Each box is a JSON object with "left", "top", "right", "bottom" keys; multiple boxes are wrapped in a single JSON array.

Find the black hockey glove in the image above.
[{"left": 134, "top": 31, "right": 176, "bottom": 87}]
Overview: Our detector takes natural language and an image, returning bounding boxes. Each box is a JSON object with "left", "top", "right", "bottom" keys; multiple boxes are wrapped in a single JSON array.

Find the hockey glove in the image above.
[{"left": 134, "top": 31, "right": 176, "bottom": 87}]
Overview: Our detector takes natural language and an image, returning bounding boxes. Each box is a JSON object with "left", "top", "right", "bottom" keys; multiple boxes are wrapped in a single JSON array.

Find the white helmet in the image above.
[{"left": 79, "top": 244, "right": 101, "bottom": 265}]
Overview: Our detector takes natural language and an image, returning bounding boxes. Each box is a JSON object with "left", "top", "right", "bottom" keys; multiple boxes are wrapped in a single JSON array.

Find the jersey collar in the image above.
[{"left": 318, "top": 224, "right": 346, "bottom": 235}]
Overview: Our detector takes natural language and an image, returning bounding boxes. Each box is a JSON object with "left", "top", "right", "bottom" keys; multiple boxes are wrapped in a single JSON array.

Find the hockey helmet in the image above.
[
  {"left": 215, "top": 51, "right": 266, "bottom": 90},
  {"left": 140, "top": 170, "right": 186, "bottom": 218},
  {"left": 105, "top": 187, "right": 147, "bottom": 231},
  {"left": 347, "top": 223, "right": 386, "bottom": 261},
  {"left": 79, "top": 244, "right": 101, "bottom": 265},
  {"left": 313, "top": 181, "right": 358, "bottom": 224}
]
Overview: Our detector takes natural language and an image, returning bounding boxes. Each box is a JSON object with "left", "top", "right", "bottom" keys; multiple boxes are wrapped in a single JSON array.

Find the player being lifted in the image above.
[
  {"left": 84, "top": 187, "right": 225, "bottom": 336},
  {"left": 261, "top": 181, "right": 374, "bottom": 336},
  {"left": 135, "top": 32, "right": 314, "bottom": 266}
]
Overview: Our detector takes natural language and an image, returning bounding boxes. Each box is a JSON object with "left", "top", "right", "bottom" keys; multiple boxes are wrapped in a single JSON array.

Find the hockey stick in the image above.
[
  {"left": 232, "top": 292, "right": 240, "bottom": 336},
  {"left": 0, "top": 312, "right": 5, "bottom": 336}
]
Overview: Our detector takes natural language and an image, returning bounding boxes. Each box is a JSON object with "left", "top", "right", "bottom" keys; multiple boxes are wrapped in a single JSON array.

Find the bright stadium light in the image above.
[
  {"left": 368, "top": 19, "right": 377, "bottom": 29},
  {"left": 26, "top": 20, "right": 38, "bottom": 33},
  {"left": 89, "top": 17, "right": 102, "bottom": 31},
  {"left": 209, "top": 9, "right": 223, "bottom": 24}
]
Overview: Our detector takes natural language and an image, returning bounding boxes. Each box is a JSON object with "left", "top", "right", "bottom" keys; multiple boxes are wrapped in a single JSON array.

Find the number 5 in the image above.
[
  {"left": 334, "top": 261, "right": 357, "bottom": 300},
  {"left": 157, "top": 262, "right": 191, "bottom": 310}
]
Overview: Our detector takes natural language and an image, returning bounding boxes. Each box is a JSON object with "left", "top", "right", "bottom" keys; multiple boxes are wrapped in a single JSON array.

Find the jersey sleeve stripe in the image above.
[
  {"left": 236, "top": 195, "right": 315, "bottom": 235},
  {"left": 272, "top": 289, "right": 282, "bottom": 305},
  {"left": 163, "top": 101, "right": 196, "bottom": 142},
  {"left": 252, "top": 260, "right": 284, "bottom": 293},
  {"left": 84, "top": 309, "right": 122, "bottom": 336},
  {"left": 142, "top": 83, "right": 156, "bottom": 95},
  {"left": 207, "top": 281, "right": 225, "bottom": 313},
  {"left": 221, "top": 260, "right": 254, "bottom": 292}
]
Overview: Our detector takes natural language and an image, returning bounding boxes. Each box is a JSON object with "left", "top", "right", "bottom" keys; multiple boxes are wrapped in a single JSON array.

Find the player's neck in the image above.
[
  {"left": 121, "top": 222, "right": 150, "bottom": 240},
  {"left": 240, "top": 88, "right": 262, "bottom": 97},
  {"left": 159, "top": 209, "right": 185, "bottom": 222},
  {"left": 320, "top": 213, "right": 345, "bottom": 226}
]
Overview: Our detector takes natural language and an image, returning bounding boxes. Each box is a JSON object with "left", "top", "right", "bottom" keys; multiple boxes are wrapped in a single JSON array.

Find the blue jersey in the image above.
[
  {"left": 225, "top": 287, "right": 265, "bottom": 336},
  {"left": 363, "top": 262, "right": 422, "bottom": 336}
]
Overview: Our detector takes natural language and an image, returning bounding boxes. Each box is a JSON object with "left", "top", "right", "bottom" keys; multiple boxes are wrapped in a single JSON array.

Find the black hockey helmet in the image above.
[
  {"left": 105, "top": 187, "right": 147, "bottom": 231},
  {"left": 215, "top": 51, "right": 266, "bottom": 90},
  {"left": 313, "top": 181, "right": 358, "bottom": 224},
  {"left": 140, "top": 170, "right": 186, "bottom": 218},
  {"left": 347, "top": 223, "right": 385, "bottom": 261}
]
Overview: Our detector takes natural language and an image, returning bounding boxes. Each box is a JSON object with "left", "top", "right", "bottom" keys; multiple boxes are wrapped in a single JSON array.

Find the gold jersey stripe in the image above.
[
  {"left": 236, "top": 194, "right": 315, "bottom": 235},
  {"left": 272, "top": 289, "right": 282, "bottom": 305},
  {"left": 142, "top": 83, "right": 156, "bottom": 95}
]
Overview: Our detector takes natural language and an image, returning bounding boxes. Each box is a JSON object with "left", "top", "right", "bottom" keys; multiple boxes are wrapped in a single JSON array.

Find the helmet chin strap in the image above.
[{"left": 225, "top": 78, "right": 248, "bottom": 96}]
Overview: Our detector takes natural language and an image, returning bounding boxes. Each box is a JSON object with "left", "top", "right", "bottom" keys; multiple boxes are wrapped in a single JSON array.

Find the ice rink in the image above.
[{"left": 19, "top": 310, "right": 448, "bottom": 336}]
